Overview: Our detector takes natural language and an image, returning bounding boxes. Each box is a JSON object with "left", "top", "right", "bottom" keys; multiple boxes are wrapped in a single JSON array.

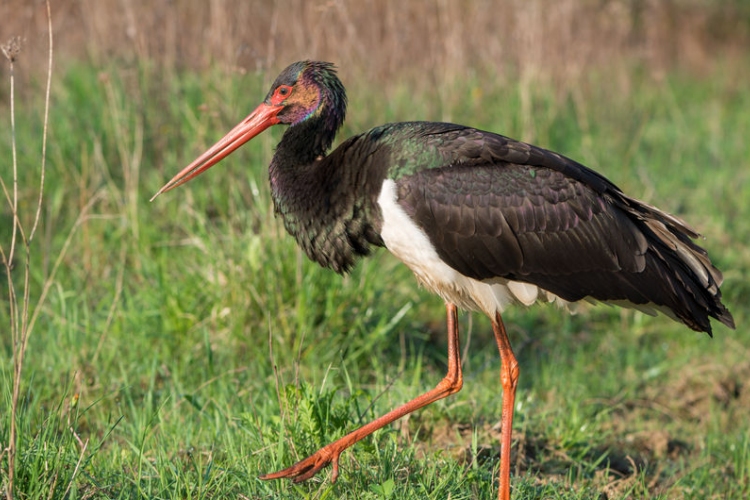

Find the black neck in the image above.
[
  {"left": 276, "top": 116, "right": 333, "bottom": 166},
  {"left": 268, "top": 130, "right": 384, "bottom": 274}
]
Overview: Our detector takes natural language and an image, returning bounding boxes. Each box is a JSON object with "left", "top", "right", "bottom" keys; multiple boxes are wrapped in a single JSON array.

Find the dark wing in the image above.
[{"left": 393, "top": 128, "right": 734, "bottom": 334}]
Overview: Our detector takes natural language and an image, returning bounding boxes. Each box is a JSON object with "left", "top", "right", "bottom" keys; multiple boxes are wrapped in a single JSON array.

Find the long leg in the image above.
[
  {"left": 260, "top": 302, "right": 464, "bottom": 483},
  {"left": 493, "top": 312, "right": 519, "bottom": 500}
]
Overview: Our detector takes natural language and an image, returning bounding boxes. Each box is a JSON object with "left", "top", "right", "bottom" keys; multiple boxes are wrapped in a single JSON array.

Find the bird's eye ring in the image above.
[{"left": 271, "top": 85, "right": 293, "bottom": 105}]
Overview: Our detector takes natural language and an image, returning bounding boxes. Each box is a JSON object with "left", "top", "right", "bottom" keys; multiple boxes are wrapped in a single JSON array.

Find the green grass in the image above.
[{"left": 1, "top": 60, "right": 749, "bottom": 499}]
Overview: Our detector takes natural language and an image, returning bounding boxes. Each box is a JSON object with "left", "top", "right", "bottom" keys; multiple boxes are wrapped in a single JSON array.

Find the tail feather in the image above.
[{"left": 625, "top": 196, "right": 734, "bottom": 333}]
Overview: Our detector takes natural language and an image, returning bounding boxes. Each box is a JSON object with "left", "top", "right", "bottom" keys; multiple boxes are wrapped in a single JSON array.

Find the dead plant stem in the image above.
[{"left": 1, "top": 2, "right": 54, "bottom": 498}]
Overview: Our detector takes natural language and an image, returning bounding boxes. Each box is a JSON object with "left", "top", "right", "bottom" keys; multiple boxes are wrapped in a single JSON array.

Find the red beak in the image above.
[{"left": 150, "top": 102, "right": 282, "bottom": 201}]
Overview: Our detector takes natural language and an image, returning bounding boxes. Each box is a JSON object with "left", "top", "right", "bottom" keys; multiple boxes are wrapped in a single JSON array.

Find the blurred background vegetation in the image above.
[
  {"left": 4, "top": 0, "right": 750, "bottom": 98},
  {"left": 3, "top": 1, "right": 749, "bottom": 74}
]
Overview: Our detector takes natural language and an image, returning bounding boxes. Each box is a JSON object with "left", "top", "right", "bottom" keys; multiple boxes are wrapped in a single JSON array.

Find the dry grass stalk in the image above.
[{"left": 0, "top": 2, "right": 52, "bottom": 498}]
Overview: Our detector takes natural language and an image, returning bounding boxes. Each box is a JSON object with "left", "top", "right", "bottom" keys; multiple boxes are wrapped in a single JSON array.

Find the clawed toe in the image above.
[{"left": 260, "top": 447, "right": 340, "bottom": 484}]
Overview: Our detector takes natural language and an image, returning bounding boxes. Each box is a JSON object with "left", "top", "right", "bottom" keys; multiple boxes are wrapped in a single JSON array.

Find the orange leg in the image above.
[
  {"left": 493, "top": 312, "right": 519, "bottom": 500},
  {"left": 260, "top": 302, "right": 463, "bottom": 484}
]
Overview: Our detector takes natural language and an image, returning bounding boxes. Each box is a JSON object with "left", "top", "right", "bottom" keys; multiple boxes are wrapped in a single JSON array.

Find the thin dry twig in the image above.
[
  {"left": 0, "top": 32, "right": 24, "bottom": 500},
  {"left": 30, "top": 0, "right": 54, "bottom": 241}
]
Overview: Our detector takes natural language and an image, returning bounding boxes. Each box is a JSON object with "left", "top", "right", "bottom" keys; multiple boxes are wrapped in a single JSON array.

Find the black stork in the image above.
[{"left": 152, "top": 61, "right": 734, "bottom": 500}]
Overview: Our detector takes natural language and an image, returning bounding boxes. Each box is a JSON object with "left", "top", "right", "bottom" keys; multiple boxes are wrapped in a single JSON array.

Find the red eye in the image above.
[{"left": 272, "top": 85, "right": 293, "bottom": 104}]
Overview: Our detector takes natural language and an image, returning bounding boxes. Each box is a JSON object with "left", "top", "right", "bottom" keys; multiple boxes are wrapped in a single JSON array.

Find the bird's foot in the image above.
[{"left": 259, "top": 445, "right": 342, "bottom": 484}]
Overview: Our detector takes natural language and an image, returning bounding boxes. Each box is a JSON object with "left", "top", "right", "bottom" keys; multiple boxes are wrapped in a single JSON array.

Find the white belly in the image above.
[{"left": 377, "top": 179, "right": 569, "bottom": 318}]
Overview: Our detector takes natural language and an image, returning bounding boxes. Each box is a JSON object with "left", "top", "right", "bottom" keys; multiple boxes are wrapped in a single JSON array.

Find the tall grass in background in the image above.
[
  {"left": 2, "top": 1, "right": 749, "bottom": 97},
  {"left": 1, "top": 1, "right": 749, "bottom": 498}
]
